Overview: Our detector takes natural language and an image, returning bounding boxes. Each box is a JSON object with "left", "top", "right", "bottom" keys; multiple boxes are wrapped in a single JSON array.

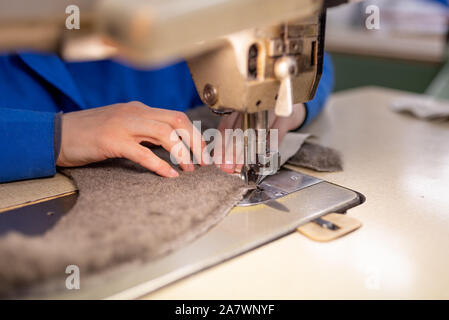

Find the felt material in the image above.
[
  {"left": 0, "top": 151, "right": 249, "bottom": 296},
  {"left": 287, "top": 141, "right": 343, "bottom": 172}
]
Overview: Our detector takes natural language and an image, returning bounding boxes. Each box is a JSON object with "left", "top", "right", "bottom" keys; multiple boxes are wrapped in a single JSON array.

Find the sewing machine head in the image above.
[
  {"left": 0, "top": 0, "right": 352, "bottom": 185},
  {"left": 188, "top": 17, "right": 324, "bottom": 116},
  {"left": 187, "top": 15, "right": 325, "bottom": 184}
]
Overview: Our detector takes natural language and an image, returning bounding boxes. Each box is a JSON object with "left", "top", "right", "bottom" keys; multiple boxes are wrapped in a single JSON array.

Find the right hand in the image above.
[{"left": 57, "top": 102, "right": 210, "bottom": 178}]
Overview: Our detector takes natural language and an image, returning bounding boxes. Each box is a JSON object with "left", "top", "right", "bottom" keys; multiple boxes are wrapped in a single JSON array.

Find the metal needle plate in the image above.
[{"left": 238, "top": 169, "right": 322, "bottom": 206}]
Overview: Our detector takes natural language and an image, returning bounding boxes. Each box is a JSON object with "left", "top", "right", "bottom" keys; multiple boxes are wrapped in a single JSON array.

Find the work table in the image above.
[{"left": 145, "top": 87, "right": 449, "bottom": 299}]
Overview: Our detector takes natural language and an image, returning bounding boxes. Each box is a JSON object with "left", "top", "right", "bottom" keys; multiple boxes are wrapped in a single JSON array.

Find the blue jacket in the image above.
[{"left": 0, "top": 53, "right": 333, "bottom": 183}]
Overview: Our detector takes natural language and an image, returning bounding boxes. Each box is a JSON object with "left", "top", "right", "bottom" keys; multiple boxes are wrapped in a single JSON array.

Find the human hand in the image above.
[
  {"left": 216, "top": 103, "right": 306, "bottom": 174},
  {"left": 57, "top": 102, "right": 210, "bottom": 178}
]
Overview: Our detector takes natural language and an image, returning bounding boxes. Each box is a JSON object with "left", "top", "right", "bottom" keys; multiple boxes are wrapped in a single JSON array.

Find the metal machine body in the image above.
[{"left": 187, "top": 17, "right": 324, "bottom": 115}]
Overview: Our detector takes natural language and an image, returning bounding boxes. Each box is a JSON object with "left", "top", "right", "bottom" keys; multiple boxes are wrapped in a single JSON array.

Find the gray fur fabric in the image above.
[
  {"left": 287, "top": 141, "right": 343, "bottom": 172},
  {"left": 0, "top": 151, "right": 249, "bottom": 296}
]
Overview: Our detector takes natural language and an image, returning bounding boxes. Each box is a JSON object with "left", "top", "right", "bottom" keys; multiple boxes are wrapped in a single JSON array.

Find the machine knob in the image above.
[{"left": 274, "top": 56, "right": 297, "bottom": 117}]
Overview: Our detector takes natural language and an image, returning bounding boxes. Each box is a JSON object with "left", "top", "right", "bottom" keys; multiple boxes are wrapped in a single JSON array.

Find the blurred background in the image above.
[{"left": 325, "top": 0, "right": 449, "bottom": 99}]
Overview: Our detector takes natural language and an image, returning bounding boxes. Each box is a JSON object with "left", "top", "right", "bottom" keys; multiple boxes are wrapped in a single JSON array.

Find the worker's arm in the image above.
[
  {"left": 0, "top": 103, "right": 210, "bottom": 183},
  {"left": 0, "top": 52, "right": 214, "bottom": 183},
  {"left": 301, "top": 52, "right": 334, "bottom": 127}
]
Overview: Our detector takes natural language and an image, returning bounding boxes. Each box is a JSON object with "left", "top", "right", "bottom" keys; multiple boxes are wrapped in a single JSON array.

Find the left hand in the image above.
[{"left": 216, "top": 103, "right": 306, "bottom": 174}]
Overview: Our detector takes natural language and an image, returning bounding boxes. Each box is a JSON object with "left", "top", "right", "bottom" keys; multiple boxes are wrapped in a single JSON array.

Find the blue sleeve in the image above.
[
  {"left": 430, "top": 0, "right": 448, "bottom": 6},
  {"left": 0, "top": 108, "right": 57, "bottom": 183},
  {"left": 302, "top": 53, "right": 334, "bottom": 126}
]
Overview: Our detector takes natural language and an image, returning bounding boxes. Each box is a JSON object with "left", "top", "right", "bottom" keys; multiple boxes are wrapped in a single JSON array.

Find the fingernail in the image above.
[
  {"left": 203, "top": 154, "right": 212, "bottom": 166},
  {"left": 169, "top": 168, "right": 179, "bottom": 177}
]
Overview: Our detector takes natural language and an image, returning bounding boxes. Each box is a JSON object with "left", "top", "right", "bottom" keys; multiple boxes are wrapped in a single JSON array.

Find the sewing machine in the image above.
[
  {"left": 0, "top": 0, "right": 350, "bottom": 187},
  {"left": 0, "top": 0, "right": 365, "bottom": 298},
  {"left": 187, "top": 12, "right": 325, "bottom": 185},
  {"left": 94, "top": 0, "right": 344, "bottom": 186}
]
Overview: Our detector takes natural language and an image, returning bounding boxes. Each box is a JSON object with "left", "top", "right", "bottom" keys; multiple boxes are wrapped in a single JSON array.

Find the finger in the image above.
[
  {"left": 121, "top": 143, "right": 179, "bottom": 178},
  {"left": 232, "top": 114, "right": 244, "bottom": 173},
  {"left": 219, "top": 113, "right": 241, "bottom": 173},
  {"left": 133, "top": 119, "right": 195, "bottom": 172},
  {"left": 221, "top": 136, "right": 236, "bottom": 173},
  {"left": 268, "top": 110, "right": 277, "bottom": 129},
  {"left": 225, "top": 114, "right": 242, "bottom": 172},
  {"left": 234, "top": 149, "right": 244, "bottom": 173},
  {"left": 271, "top": 117, "right": 290, "bottom": 144},
  {"left": 216, "top": 114, "right": 234, "bottom": 170},
  {"left": 217, "top": 112, "right": 240, "bottom": 133},
  {"left": 139, "top": 106, "right": 210, "bottom": 166},
  {"left": 233, "top": 113, "right": 243, "bottom": 130}
]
